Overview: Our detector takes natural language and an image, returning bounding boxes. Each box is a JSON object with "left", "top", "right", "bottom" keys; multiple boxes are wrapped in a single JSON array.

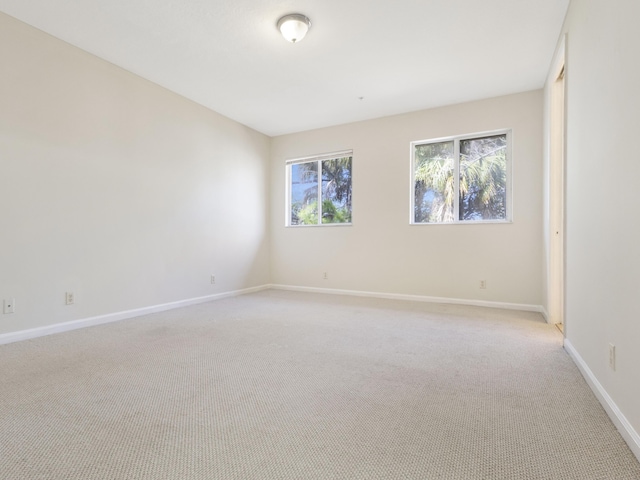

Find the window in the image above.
[
  {"left": 411, "top": 130, "right": 511, "bottom": 224},
  {"left": 287, "top": 151, "right": 353, "bottom": 226}
]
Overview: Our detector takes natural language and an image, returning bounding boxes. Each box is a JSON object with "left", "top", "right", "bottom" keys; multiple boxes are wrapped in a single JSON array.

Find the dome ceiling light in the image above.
[{"left": 277, "top": 14, "right": 311, "bottom": 43}]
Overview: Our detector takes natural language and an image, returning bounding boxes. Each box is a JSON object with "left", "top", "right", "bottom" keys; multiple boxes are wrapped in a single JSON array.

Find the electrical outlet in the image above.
[
  {"left": 3, "top": 298, "right": 15, "bottom": 314},
  {"left": 479, "top": 280, "right": 487, "bottom": 289},
  {"left": 323, "top": 272, "right": 328, "bottom": 280},
  {"left": 211, "top": 275, "right": 216, "bottom": 284},
  {"left": 65, "top": 292, "right": 74, "bottom": 305},
  {"left": 609, "top": 343, "right": 616, "bottom": 371}
]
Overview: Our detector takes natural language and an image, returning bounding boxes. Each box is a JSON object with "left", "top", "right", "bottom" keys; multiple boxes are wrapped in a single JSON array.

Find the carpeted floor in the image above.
[{"left": 1, "top": 290, "right": 639, "bottom": 479}]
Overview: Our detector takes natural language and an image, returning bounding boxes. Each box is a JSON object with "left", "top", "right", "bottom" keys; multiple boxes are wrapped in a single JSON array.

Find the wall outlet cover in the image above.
[{"left": 3, "top": 298, "right": 15, "bottom": 314}]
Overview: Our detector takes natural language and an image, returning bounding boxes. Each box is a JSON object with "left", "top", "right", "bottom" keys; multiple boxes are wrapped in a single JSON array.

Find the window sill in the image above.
[
  {"left": 410, "top": 220, "right": 512, "bottom": 226},
  {"left": 286, "top": 223, "right": 353, "bottom": 228}
]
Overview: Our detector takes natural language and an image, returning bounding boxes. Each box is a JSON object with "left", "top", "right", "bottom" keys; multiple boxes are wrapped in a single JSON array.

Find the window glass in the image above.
[
  {"left": 290, "top": 162, "right": 318, "bottom": 226},
  {"left": 459, "top": 135, "right": 507, "bottom": 221},
  {"left": 321, "top": 157, "right": 352, "bottom": 224},
  {"left": 287, "top": 153, "right": 352, "bottom": 226},
  {"left": 414, "top": 141, "right": 455, "bottom": 223},
  {"left": 412, "top": 131, "right": 510, "bottom": 224}
]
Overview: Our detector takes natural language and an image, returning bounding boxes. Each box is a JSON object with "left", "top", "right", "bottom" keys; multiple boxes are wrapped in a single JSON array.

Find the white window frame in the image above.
[
  {"left": 285, "top": 150, "right": 353, "bottom": 227},
  {"left": 410, "top": 129, "right": 512, "bottom": 225}
]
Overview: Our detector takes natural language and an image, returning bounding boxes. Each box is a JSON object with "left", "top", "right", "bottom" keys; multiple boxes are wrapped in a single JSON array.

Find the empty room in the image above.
[{"left": 1, "top": 1, "right": 639, "bottom": 478}]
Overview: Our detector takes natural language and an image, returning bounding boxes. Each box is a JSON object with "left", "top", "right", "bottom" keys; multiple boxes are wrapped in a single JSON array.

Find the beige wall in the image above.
[
  {"left": 552, "top": 0, "right": 640, "bottom": 445},
  {"left": 0, "top": 12, "right": 271, "bottom": 334},
  {"left": 270, "top": 91, "right": 543, "bottom": 307}
]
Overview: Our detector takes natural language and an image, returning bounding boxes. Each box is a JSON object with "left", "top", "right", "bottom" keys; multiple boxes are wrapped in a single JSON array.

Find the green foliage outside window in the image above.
[
  {"left": 414, "top": 134, "right": 508, "bottom": 223},
  {"left": 290, "top": 156, "right": 352, "bottom": 226}
]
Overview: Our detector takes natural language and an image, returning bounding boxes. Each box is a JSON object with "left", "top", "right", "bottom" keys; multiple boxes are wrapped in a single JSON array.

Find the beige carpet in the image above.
[{"left": 1, "top": 290, "right": 639, "bottom": 479}]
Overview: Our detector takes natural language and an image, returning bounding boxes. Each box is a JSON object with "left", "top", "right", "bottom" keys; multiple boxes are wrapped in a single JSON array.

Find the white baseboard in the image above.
[
  {"left": 0, "top": 284, "right": 270, "bottom": 346},
  {"left": 540, "top": 306, "right": 550, "bottom": 323},
  {"left": 564, "top": 339, "right": 640, "bottom": 462},
  {"left": 0, "top": 284, "right": 544, "bottom": 347},
  {"left": 269, "top": 284, "right": 544, "bottom": 313}
]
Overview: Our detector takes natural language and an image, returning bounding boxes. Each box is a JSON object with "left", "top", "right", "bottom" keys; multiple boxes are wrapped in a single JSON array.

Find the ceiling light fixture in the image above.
[{"left": 277, "top": 14, "right": 311, "bottom": 43}]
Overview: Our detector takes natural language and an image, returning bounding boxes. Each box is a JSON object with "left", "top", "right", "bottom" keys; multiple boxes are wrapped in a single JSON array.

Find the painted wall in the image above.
[
  {"left": 0, "top": 12, "right": 271, "bottom": 335},
  {"left": 270, "top": 91, "right": 543, "bottom": 307},
  {"left": 552, "top": 0, "right": 640, "bottom": 444}
]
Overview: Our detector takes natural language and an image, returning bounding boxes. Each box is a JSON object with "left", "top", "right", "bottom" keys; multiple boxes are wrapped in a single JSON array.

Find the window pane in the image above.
[
  {"left": 290, "top": 162, "right": 318, "bottom": 225},
  {"left": 459, "top": 134, "right": 507, "bottom": 221},
  {"left": 414, "top": 141, "right": 455, "bottom": 223},
  {"left": 321, "top": 157, "right": 352, "bottom": 224}
]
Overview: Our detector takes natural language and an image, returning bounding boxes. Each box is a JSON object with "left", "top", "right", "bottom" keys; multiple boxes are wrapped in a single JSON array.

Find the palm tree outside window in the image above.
[
  {"left": 412, "top": 131, "right": 511, "bottom": 224},
  {"left": 287, "top": 151, "right": 353, "bottom": 226}
]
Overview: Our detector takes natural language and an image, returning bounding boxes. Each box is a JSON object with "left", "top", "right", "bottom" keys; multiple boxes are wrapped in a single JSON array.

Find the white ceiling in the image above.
[{"left": 0, "top": 0, "right": 569, "bottom": 136}]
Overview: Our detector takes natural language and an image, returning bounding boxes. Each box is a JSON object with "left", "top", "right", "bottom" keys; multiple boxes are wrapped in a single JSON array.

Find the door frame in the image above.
[{"left": 548, "top": 34, "right": 567, "bottom": 332}]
